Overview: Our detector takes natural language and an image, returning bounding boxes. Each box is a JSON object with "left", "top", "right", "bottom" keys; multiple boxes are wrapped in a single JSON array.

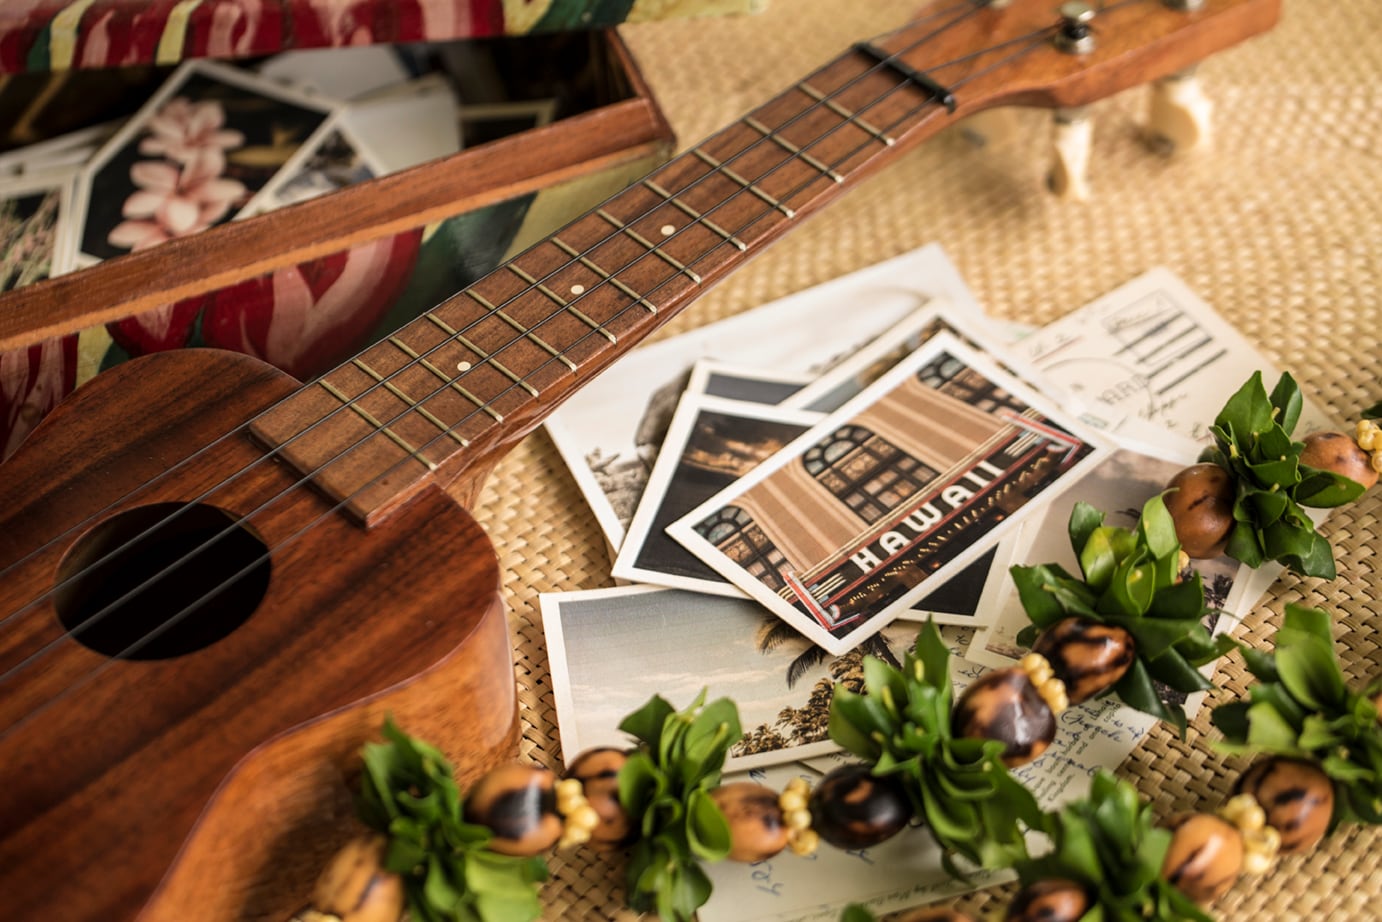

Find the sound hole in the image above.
[{"left": 55, "top": 502, "right": 270, "bottom": 660}]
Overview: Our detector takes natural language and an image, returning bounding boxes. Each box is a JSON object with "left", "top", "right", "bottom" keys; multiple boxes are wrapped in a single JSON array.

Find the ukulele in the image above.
[{"left": 0, "top": 2, "right": 1280, "bottom": 919}]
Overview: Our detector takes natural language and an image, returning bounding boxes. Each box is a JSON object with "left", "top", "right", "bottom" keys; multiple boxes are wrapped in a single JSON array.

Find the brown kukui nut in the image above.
[
  {"left": 807, "top": 763, "right": 913, "bottom": 850},
  {"left": 1004, "top": 879, "right": 1090, "bottom": 922},
  {"left": 895, "top": 907, "right": 978, "bottom": 922},
  {"left": 1236, "top": 756, "right": 1335, "bottom": 853},
  {"left": 1300, "top": 430, "right": 1379, "bottom": 490},
  {"left": 1165, "top": 462, "right": 1237, "bottom": 559},
  {"left": 951, "top": 667, "right": 1056, "bottom": 767},
  {"left": 463, "top": 763, "right": 562, "bottom": 856},
  {"left": 565, "top": 747, "right": 634, "bottom": 848},
  {"left": 1161, "top": 812, "right": 1244, "bottom": 903},
  {"left": 710, "top": 781, "right": 791, "bottom": 862},
  {"left": 310, "top": 834, "right": 405, "bottom": 922},
  {"left": 1032, "top": 617, "right": 1135, "bottom": 705}
]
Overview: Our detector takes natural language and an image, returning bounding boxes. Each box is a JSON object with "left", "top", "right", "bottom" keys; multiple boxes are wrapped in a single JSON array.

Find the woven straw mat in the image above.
[{"left": 463, "top": 1, "right": 1382, "bottom": 919}]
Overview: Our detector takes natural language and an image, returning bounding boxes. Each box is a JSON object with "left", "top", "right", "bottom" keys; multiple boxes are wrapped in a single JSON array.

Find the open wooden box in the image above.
[{"left": 0, "top": 27, "right": 678, "bottom": 457}]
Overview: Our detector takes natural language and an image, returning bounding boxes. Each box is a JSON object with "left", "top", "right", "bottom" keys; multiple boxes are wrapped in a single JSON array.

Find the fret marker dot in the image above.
[
  {"left": 660, "top": 224, "right": 675, "bottom": 237},
  {"left": 570, "top": 284, "right": 586, "bottom": 295},
  {"left": 457, "top": 361, "right": 472, "bottom": 372}
]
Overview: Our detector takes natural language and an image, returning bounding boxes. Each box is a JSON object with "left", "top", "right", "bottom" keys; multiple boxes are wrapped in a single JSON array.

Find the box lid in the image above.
[{"left": 0, "top": 0, "right": 764, "bottom": 74}]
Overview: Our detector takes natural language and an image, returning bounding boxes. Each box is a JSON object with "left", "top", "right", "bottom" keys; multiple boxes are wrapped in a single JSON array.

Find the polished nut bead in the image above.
[
  {"left": 1032, "top": 617, "right": 1135, "bottom": 706},
  {"left": 1236, "top": 756, "right": 1335, "bottom": 854},
  {"left": 711, "top": 781, "right": 791, "bottom": 862},
  {"left": 310, "top": 835, "right": 406, "bottom": 922},
  {"left": 565, "top": 747, "right": 635, "bottom": 848},
  {"left": 1005, "top": 879, "right": 1090, "bottom": 921},
  {"left": 1165, "top": 463, "right": 1236, "bottom": 558},
  {"left": 464, "top": 763, "right": 562, "bottom": 857},
  {"left": 808, "top": 763, "right": 913, "bottom": 850},
  {"left": 895, "top": 906, "right": 978, "bottom": 922},
  {"left": 952, "top": 667, "right": 1057, "bottom": 767},
  {"left": 1300, "top": 430, "right": 1378, "bottom": 490},
  {"left": 1161, "top": 812, "right": 1244, "bottom": 903}
]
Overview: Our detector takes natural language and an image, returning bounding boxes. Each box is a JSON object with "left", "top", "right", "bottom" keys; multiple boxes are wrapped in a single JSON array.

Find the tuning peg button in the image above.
[
  {"left": 1055, "top": 2, "right": 1097, "bottom": 55},
  {"left": 1145, "top": 67, "right": 1213, "bottom": 154},
  {"left": 1048, "top": 107, "right": 1093, "bottom": 200}
]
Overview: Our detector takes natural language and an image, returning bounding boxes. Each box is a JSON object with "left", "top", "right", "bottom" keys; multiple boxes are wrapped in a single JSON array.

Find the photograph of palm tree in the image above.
[{"left": 540, "top": 584, "right": 930, "bottom": 770}]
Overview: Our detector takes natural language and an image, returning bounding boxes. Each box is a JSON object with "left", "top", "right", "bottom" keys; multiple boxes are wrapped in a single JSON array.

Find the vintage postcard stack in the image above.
[{"left": 539, "top": 244, "right": 1336, "bottom": 921}]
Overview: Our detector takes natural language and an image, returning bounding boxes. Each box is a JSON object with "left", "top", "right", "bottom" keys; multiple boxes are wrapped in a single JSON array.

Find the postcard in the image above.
[
  {"left": 541, "top": 584, "right": 930, "bottom": 771},
  {"left": 690, "top": 359, "right": 814, "bottom": 406},
  {"left": 257, "top": 45, "right": 410, "bottom": 100},
  {"left": 700, "top": 695, "right": 1156, "bottom": 921},
  {"left": 346, "top": 75, "right": 462, "bottom": 174},
  {"left": 964, "top": 441, "right": 1248, "bottom": 672},
  {"left": 1015, "top": 267, "right": 1336, "bottom": 444},
  {"left": 668, "top": 332, "right": 1109, "bottom": 655},
  {"left": 0, "top": 123, "right": 116, "bottom": 181},
  {"left": 238, "top": 119, "right": 382, "bottom": 216},
  {"left": 612, "top": 393, "right": 825, "bottom": 597},
  {"left": 543, "top": 244, "right": 982, "bottom": 550},
  {"left": 62, "top": 60, "right": 336, "bottom": 270},
  {"left": 0, "top": 172, "right": 73, "bottom": 292}
]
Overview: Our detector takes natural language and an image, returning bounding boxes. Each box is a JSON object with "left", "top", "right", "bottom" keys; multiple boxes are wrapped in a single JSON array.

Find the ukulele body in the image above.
[{"left": 0, "top": 348, "right": 519, "bottom": 922}]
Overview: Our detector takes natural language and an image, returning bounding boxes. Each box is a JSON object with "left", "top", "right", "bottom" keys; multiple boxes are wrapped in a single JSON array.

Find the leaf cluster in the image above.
[
  {"left": 356, "top": 719, "right": 548, "bottom": 922},
  {"left": 828, "top": 621, "right": 1042, "bottom": 877},
  {"left": 617, "top": 690, "right": 743, "bottom": 922},
  {"left": 1201, "top": 372, "right": 1364, "bottom": 579},
  {"left": 1012, "top": 495, "right": 1234, "bottom": 735},
  {"left": 1016, "top": 771, "right": 1210, "bottom": 922},
  {"left": 1211, "top": 604, "right": 1382, "bottom": 826}
]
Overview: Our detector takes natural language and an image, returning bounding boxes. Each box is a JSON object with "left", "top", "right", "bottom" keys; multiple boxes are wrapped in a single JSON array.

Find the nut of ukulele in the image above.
[
  {"left": 1145, "top": 67, "right": 1214, "bottom": 154},
  {"left": 1048, "top": 107, "right": 1094, "bottom": 200}
]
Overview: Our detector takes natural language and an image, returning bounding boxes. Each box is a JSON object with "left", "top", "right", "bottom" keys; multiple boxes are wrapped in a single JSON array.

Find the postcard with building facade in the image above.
[{"left": 667, "top": 332, "right": 1110, "bottom": 655}]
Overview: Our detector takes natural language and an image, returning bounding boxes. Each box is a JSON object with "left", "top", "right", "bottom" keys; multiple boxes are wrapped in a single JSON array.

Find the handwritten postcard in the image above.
[
  {"left": 668, "top": 333, "right": 1109, "bottom": 656},
  {"left": 1015, "top": 267, "right": 1335, "bottom": 444},
  {"left": 543, "top": 244, "right": 981, "bottom": 550},
  {"left": 965, "top": 442, "right": 1248, "bottom": 676}
]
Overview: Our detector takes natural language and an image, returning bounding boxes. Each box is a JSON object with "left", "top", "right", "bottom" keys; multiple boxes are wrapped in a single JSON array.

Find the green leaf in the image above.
[
  {"left": 1138, "top": 494, "right": 1180, "bottom": 562},
  {"left": 1145, "top": 573, "right": 1206, "bottom": 621},
  {"left": 1113, "top": 658, "right": 1176, "bottom": 726},
  {"left": 1069, "top": 501, "right": 1106, "bottom": 557},
  {"left": 1250, "top": 488, "right": 1291, "bottom": 527},
  {"left": 841, "top": 906, "right": 879, "bottom": 922},
  {"left": 914, "top": 619, "right": 953, "bottom": 692},
  {"left": 1363, "top": 401, "right": 1382, "bottom": 420},
  {"left": 1225, "top": 521, "right": 1265, "bottom": 567},
  {"left": 1268, "top": 372, "right": 1304, "bottom": 434},
  {"left": 618, "top": 694, "right": 675, "bottom": 749},
  {"left": 1144, "top": 647, "right": 1215, "bottom": 695},
  {"left": 685, "top": 788, "right": 731, "bottom": 861},
  {"left": 1246, "top": 700, "right": 1306, "bottom": 751},
  {"left": 1081, "top": 526, "right": 1131, "bottom": 590},
  {"left": 1117, "top": 617, "right": 1208, "bottom": 661},
  {"left": 1216, "top": 371, "right": 1273, "bottom": 437},
  {"left": 671, "top": 861, "right": 714, "bottom": 922},
  {"left": 829, "top": 688, "right": 886, "bottom": 760},
  {"left": 1011, "top": 564, "right": 1069, "bottom": 626},
  {"left": 1281, "top": 603, "right": 1336, "bottom": 645},
  {"left": 1211, "top": 701, "right": 1251, "bottom": 742},
  {"left": 1286, "top": 531, "right": 1337, "bottom": 579},
  {"left": 1276, "top": 637, "right": 1346, "bottom": 711},
  {"left": 1295, "top": 466, "right": 1367, "bottom": 508},
  {"left": 1102, "top": 560, "right": 1156, "bottom": 617}
]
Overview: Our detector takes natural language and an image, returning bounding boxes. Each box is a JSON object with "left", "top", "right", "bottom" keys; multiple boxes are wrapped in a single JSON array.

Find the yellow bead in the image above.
[
  {"left": 788, "top": 827, "right": 819, "bottom": 856},
  {"left": 779, "top": 790, "right": 807, "bottom": 813},
  {"left": 786, "top": 809, "right": 812, "bottom": 831}
]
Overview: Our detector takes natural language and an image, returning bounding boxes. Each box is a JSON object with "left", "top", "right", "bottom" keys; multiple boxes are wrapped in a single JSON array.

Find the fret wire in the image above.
[
  {"left": 593, "top": 210, "right": 703, "bottom": 284},
  {"left": 385, "top": 333, "right": 504, "bottom": 422},
  {"left": 795, "top": 81, "right": 895, "bottom": 146},
  {"left": 506, "top": 263, "right": 617, "bottom": 343},
  {"left": 464, "top": 290, "right": 578, "bottom": 372},
  {"left": 421, "top": 315, "right": 539, "bottom": 397},
  {"left": 1, "top": 5, "right": 1011, "bottom": 682},
  {"left": 691, "top": 148, "right": 797, "bottom": 217},
  {"left": 642, "top": 178, "right": 748, "bottom": 251},
  {"left": 552, "top": 236, "right": 662, "bottom": 313},
  {"left": 316, "top": 379, "right": 438, "bottom": 471},
  {"left": 743, "top": 116, "right": 844, "bottom": 183},
  {"left": 351, "top": 357, "right": 470, "bottom": 446}
]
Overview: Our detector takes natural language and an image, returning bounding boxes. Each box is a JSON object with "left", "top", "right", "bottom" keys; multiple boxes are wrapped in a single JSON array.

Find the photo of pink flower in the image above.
[
  {"left": 107, "top": 154, "right": 247, "bottom": 251},
  {"left": 138, "top": 97, "right": 246, "bottom": 175}
]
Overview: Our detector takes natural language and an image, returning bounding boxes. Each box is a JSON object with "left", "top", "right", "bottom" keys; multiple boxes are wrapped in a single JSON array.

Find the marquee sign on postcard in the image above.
[{"left": 668, "top": 332, "right": 1111, "bottom": 655}]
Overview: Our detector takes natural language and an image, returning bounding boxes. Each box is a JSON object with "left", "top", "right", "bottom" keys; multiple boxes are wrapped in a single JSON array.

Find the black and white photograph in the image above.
[
  {"left": 543, "top": 244, "right": 980, "bottom": 547},
  {"left": 541, "top": 584, "right": 928, "bottom": 770},
  {"left": 0, "top": 172, "right": 71, "bottom": 292}
]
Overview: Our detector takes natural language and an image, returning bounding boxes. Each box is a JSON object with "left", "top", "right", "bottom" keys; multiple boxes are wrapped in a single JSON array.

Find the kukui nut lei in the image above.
[{"left": 289, "top": 376, "right": 1378, "bottom": 922}]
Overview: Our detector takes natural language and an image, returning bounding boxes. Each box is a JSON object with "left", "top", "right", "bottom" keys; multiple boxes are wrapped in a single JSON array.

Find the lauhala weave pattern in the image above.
[{"left": 467, "top": 1, "right": 1382, "bottom": 918}]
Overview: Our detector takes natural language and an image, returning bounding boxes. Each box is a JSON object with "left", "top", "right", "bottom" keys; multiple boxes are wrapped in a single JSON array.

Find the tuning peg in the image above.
[
  {"left": 1047, "top": 107, "right": 1093, "bottom": 200},
  {"left": 1145, "top": 66, "right": 1213, "bottom": 154}
]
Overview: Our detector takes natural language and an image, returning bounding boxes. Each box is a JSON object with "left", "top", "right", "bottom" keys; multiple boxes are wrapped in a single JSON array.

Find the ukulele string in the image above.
[
  {"left": 0, "top": 10, "right": 1074, "bottom": 733},
  {"left": 0, "top": 0, "right": 995, "bottom": 630},
  {"left": 0, "top": 4, "right": 1058, "bottom": 711},
  {"left": 0, "top": 0, "right": 988, "bottom": 610}
]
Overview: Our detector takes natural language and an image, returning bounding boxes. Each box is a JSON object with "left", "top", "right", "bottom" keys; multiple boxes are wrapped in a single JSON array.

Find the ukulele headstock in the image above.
[{"left": 873, "top": 0, "right": 1281, "bottom": 116}]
